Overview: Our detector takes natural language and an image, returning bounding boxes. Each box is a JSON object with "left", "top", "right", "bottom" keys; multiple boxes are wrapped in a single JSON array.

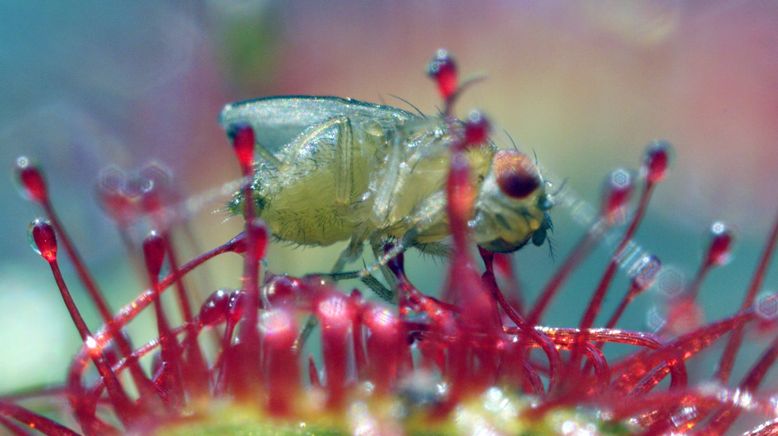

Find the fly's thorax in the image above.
[
  {"left": 471, "top": 150, "right": 549, "bottom": 253},
  {"left": 370, "top": 133, "right": 495, "bottom": 237},
  {"left": 366, "top": 116, "right": 461, "bottom": 227}
]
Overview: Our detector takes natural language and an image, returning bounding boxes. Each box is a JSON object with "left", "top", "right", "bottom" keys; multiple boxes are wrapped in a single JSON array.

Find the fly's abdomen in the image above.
[
  {"left": 256, "top": 146, "right": 376, "bottom": 246},
  {"left": 252, "top": 168, "right": 344, "bottom": 246}
]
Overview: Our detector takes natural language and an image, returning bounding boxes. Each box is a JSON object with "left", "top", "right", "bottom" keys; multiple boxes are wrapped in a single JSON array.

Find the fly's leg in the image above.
[
  {"left": 333, "top": 117, "right": 355, "bottom": 205},
  {"left": 305, "top": 212, "right": 438, "bottom": 304},
  {"left": 295, "top": 235, "right": 363, "bottom": 350},
  {"left": 320, "top": 191, "right": 447, "bottom": 290},
  {"left": 283, "top": 116, "right": 356, "bottom": 205},
  {"left": 326, "top": 228, "right": 422, "bottom": 303},
  {"left": 331, "top": 237, "right": 363, "bottom": 273},
  {"left": 293, "top": 316, "right": 318, "bottom": 352},
  {"left": 370, "top": 129, "right": 404, "bottom": 226},
  {"left": 369, "top": 236, "right": 399, "bottom": 293},
  {"left": 360, "top": 191, "right": 448, "bottom": 279}
]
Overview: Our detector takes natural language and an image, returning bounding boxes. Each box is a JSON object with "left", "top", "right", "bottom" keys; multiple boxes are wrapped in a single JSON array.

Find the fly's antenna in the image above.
[
  {"left": 551, "top": 178, "right": 569, "bottom": 197},
  {"left": 547, "top": 235, "right": 556, "bottom": 260}
]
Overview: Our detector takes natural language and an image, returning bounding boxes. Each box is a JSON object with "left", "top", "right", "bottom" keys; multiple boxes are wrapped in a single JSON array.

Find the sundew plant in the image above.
[{"left": 1, "top": 50, "right": 777, "bottom": 435}]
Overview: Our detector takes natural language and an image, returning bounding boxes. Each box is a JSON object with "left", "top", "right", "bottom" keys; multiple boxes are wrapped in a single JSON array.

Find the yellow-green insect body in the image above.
[{"left": 220, "top": 96, "right": 551, "bottom": 271}]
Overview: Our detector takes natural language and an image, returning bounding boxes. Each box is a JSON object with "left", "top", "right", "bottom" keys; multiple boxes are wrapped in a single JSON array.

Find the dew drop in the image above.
[
  {"left": 427, "top": 49, "right": 458, "bottom": 101},
  {"left": 28, "top": 218, "right": 57, "bottom": 262},
  {"left": 755, "top": 291, "right": 777, "bottom": 321},
  {"left": 464, "top": 110, "right": 490, "bottom": 146},
  {"left": 97, "top": 166, "right": 135, "bottom": 224},
  {"left": 264, "top": 274, "right": 302, "bottom": 307},
  {"left": 645, "top": 305, "right": 666, "bottom": 332},
  {"left": 227, "top": 231, "right": 247, "bottom": 254},
  {"left": 630, "top": 255, "right": 662, "bottom": 290},
  {"left": 227, "top": 123, "right": 256, "bottom": 175},
  {"left": 198, "top": 288, "right": 232, "bottom": 327},
  {"left": 706, "top": 221, "right": 733, "bottom": 266},
  {"left": 138, "top": 162, "right": 172, "bottom": 195},
  {"left": 15, "top": 156, "right": 48, "bottom": 203},
  {"left": 142, "top": 231, "right": 166, "bottom": 279},
  {"left": 602, "top": 168, "right": 633, "bottom": 221},
  {"left": 643, "top": 140, "right": 671, "bottom": 183},
  {"left": 228, "top": 289, "right": 249, "bottom": 323}
]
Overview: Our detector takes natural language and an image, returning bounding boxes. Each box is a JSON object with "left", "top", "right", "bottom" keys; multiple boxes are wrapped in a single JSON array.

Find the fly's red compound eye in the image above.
[{"left": 493, "top": 150, "right": 540, "bottom": 200}]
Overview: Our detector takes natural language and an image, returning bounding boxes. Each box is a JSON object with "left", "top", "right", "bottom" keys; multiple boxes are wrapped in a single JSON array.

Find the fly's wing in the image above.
[{"left": 219, "top": 96, "right": 418, "bottom": 154}]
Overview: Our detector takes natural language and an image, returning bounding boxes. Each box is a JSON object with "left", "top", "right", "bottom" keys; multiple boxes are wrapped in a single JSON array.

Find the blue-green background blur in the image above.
[{"left": 0, "top": 0, "right": 776, "bottom": 415}]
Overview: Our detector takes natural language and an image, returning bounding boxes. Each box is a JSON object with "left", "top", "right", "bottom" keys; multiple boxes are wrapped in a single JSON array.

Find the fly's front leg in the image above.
[
  {"left": 361, "top": 192, "right": 448, "bottom": 279},
  {"left": 370, "top": 236, "right": 399, "bottom": 291},
  {"left": 305, "top": 194, "right": 446, "bottom": 302}
]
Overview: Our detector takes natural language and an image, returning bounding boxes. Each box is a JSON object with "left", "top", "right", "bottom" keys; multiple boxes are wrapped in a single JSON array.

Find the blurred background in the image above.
[{"left": 0, "top": 0, "right": 776, "bottom": 415}]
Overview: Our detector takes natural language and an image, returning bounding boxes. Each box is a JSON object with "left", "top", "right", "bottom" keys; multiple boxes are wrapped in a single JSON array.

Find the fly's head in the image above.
[{"left": 471, "top": 149, "right": 553, "bottom": 253}]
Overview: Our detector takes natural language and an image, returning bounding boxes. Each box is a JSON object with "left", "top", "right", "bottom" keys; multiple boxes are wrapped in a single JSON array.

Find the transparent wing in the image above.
[{"left": 219, "top": 96, "right": 418, "bottom": 153}]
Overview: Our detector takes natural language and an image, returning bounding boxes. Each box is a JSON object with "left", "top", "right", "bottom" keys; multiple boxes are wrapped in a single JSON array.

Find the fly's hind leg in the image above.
[
  {"left": 333, "top": 117, "right": 355, "bottom": 205},
  {"left": 331, "top": 237, "right": 363, "bottom": 273},
  {"left": 308, "top": 195, "right": 445, "bottom": 303},
  {"left": 294, "top": 235, "right": 364, "bottom": 351},
  {"left": 284, "top": 116, "right": 356, "bottom": 206}
]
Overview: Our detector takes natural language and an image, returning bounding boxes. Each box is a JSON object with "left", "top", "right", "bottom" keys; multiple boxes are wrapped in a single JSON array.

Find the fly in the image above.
[{"left": 219, "top": 52, "right": 553, "bottom": 278}]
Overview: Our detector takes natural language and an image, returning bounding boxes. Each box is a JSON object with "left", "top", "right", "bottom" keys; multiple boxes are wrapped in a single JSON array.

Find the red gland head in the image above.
[
  {"left": 264, "top": 275, "right": 302, "bottom": 307},
  {"left": 227, "top": 123, "right": 256, "bottom": 176},
  {"left": 643, "top": 140, "right": 671, "bottom": 184},
  {"left": 138, "top": 162, "right": 174, "bottom": 213},
  {"left": 493, "top": 150, "right": 541, "bottom": 200},
  {"left": 15, "top": 156, "right": 48, "bottom": 203},
  {"left": 316, "top": 294, "right": 354, "bottom": 329},
  {"left": 198, "top": 289, "right": 232, "bottom": 327},
  {"left": 143, "top": 230, "right": 166, "bottom": 279},
  {"left": 29, "top": 218, "right": 57, "bottom": 263},
  {"left": 602, "top": 168, "right": 633, "bottom": 221},
  {"left": 464, "top": 110, "right": 490, "bottom": 147},
  {"left": 705, "top": 221, "right": 733, "bottom": 267},
  {"left": 96, "top": 166, "right": 136, "bottom": 225},
  {"left": 427, "top": 49, "right": 458, "bottom": 101}
]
